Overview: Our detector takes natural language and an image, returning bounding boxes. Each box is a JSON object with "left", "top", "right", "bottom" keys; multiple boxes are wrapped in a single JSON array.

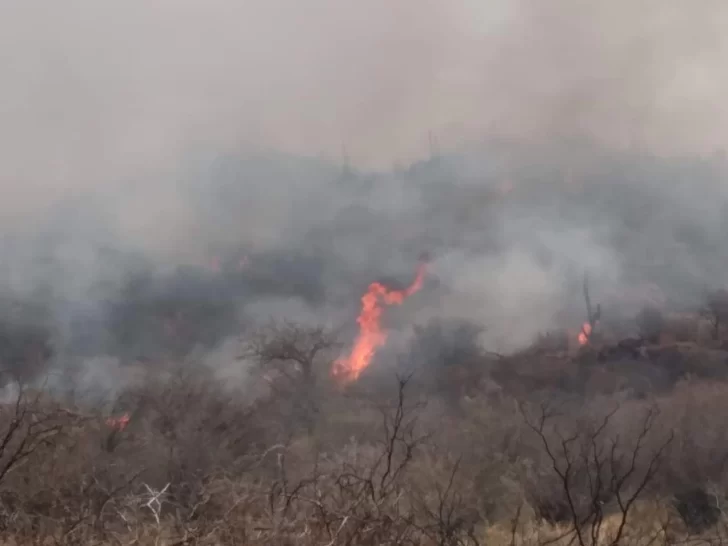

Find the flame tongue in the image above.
[
  {"left": 333, "top": 263, "right": 427, "bottom": 384},
  {"left": 578, "top": 322, "right": 592, "bottom": 346}
]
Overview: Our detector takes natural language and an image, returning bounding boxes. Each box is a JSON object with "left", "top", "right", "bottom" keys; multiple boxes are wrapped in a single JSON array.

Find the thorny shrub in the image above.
[{"left": 3, "top": 322, "right": 728, "bottom": 544}]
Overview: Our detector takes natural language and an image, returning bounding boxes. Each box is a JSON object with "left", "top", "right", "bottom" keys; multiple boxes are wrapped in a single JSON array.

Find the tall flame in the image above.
[
  {"left": 578, "top": 322, "right": 592, "bottom": 346},
  {"left": 332, "top": 263, "right": 427, "bottom": 384}
]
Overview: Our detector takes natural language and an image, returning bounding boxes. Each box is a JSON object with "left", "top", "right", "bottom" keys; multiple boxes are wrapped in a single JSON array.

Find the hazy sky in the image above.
[
  {"left": 2, "top": 1, "right": 726, "bottom": 191},
  {"left": 1, "top": 0, "right": 728, "bottom": 273}
]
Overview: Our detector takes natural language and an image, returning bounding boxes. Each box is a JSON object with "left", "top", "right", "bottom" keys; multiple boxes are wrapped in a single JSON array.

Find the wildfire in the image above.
[
  {"left": 578, "top": 322, "right": 592, "bottom": 346},
  {"left": 106, "top": 413, "right": 130, "bottom": 431},
  {"left": 332, "top": 262, "right": 427, "bottom": 384}
]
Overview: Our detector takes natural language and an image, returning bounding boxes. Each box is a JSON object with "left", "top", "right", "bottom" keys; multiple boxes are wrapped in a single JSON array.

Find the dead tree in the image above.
[
  {"left": 0, "top": 380, "right": 83, "bottom": 486},
  {"left": 244, "top": 321, "right": 341, "bottom": 433},
  {"left": 521, "top": 401, "right": 673, "bottom": 546},
  {"left": 246, "top": 321, "right": 340, "bottom": 385}
]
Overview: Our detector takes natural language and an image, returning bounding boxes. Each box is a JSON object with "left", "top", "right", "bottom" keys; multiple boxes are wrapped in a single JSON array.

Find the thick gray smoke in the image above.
[{"left": 1, "top": 0, "right": 727, "bottom": 379}]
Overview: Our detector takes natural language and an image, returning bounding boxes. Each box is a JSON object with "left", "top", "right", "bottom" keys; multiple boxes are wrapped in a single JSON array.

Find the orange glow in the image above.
[
  {"left": 577, "top": 322, "right": 592, "bottom": 346},
  {"left": 106, "top": 413, "right": 130, "bottom": 431},
  {"left": 332, "top": 263, "right": 427, "bottom": 384}
]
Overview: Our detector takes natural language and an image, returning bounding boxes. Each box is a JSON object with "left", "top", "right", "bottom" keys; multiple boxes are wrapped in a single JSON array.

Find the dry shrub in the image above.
[
  {"left": 484, "top": 500, "right": 671, "bottom": 546},
  {"left": 6, "top": 320, "right": 728, "bottom": 544},
  {"left": 656, "top": 381, "right": 728, "bottom": 484},
  {"left": 0, "top": 371, "right": 484, "bottom": 545}
]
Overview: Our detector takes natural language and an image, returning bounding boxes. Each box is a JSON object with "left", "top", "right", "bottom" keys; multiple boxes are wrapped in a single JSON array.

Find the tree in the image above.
[
  {"left": 0, "top": 378, "right": 83, "bottom": 486},
  {"left": 245, "top": 321, "right": 340, "bottom": 433}
]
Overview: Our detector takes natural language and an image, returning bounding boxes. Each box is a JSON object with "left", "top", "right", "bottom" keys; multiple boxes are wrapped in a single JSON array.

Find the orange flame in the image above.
[
  {"left": 332, "top": 263, "right": 427, "bottom": 384},
  {"left": 106, "top": 413, "right": 130, "bottom": 431},
  {"left": 577, "top": 322, "right": 592, "bottom": 346}
]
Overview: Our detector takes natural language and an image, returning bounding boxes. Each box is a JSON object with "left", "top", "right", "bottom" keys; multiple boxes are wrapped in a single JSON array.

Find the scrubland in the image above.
[{"left": 2, "top": 308, "right": 728, "bottom": 546}]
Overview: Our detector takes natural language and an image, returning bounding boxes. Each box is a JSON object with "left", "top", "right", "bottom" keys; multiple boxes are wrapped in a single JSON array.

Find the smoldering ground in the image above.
[{"left": 0, "top": 0, "right": 727, "bottom": 384}]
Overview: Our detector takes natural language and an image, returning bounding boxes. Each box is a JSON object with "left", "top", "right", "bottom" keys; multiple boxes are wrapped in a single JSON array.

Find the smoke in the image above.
[
  {"left": 1, "top": 0, "right": 728, "bottom": 376},
  {"left": 3, "top": 1, "right": 727, "bottom": 180}
]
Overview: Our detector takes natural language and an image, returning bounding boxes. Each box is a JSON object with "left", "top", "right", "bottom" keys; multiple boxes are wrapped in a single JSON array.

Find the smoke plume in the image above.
[{"left": 1, "top": 0, "right": 727, "bottom": 380}]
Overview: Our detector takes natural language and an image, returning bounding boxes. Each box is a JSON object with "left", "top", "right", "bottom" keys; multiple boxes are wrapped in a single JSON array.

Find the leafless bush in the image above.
[
  {"left": 409, "top": 452, "right": 483, "bottom": 546},
  {"left": 249, "top": 376, "right": 424, "bottom": 544},
  {"left": 521, "top": 400, "right": 673, "bottom": 546},
  {"left": 6, "top": 316, "right": 728, "bottom": 545},
  {"left": 245, "top": 320, "right": 341, "bottom": 434},
  {"left": 211, "top": 375, "right": 484, "bottom": 546},
  {"left": 0, "top": 380, "right": 103, "bottom": 541}
]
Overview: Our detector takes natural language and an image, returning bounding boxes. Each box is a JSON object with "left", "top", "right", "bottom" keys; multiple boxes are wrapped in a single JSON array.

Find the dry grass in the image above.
[{"left": 1, "top": 316, "right": 728, "bottom": 544}]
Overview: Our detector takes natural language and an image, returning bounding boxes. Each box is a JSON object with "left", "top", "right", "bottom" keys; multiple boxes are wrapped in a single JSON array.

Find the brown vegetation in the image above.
[{"left": 4, "top": 303, "right": 728, "bottom": 544}]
